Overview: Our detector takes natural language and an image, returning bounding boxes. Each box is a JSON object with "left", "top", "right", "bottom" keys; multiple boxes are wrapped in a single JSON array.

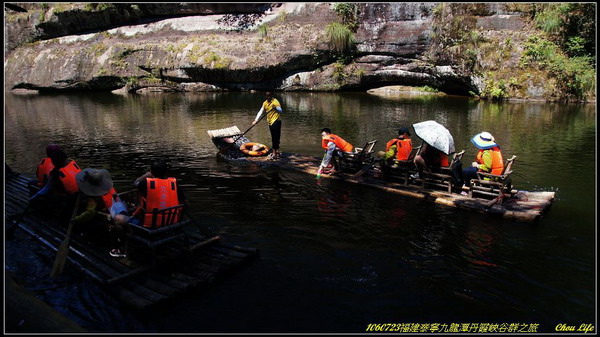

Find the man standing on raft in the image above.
[{"left": 253, "top": 91, "right": 283, "bottom": 160}]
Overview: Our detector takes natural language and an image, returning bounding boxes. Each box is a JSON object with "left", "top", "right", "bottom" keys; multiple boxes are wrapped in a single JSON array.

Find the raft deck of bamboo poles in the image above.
[
  {"left": 216, "top": 152, "right": 556, "bottom": 222},
  {"left": 5, "top": 172, "right": 259, "bottom": 310}
]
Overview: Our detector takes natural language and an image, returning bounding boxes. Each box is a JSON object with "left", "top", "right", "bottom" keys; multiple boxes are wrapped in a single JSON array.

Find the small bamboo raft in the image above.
[
  {"left": 5, "top": 172, "right": 258, "bottom": 310},
  {"left": 216, "top": 152, "right": 555, "bottom": 222}
]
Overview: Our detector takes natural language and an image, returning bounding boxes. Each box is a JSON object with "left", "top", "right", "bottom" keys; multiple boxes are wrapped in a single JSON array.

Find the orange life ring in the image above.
[{"left": 240, "top": 142, "right": 270, "bottom": 156}]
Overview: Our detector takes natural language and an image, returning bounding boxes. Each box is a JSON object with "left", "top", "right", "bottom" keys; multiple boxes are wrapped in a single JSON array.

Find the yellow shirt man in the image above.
[{"left": 253, "top": 91, "right": 283, "bottom": 159}]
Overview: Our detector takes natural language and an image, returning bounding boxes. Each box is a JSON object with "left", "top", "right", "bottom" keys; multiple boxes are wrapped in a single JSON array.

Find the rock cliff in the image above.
[{"left": 4, "top": 3, "right": 567, "bottom": 100}]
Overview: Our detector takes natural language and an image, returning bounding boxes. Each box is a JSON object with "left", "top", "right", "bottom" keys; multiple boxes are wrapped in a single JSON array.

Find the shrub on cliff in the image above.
[
  {"left": 521, "top": 35, "right": 595, "bottom": 101},
  {"left": 325, "top": 22, "right": 355, "bottom": 55}
]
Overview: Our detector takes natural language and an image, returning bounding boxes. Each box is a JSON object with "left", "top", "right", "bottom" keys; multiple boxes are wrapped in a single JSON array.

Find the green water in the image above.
[{"left": 4, "top": 91, "right": 596, "bottom": 332}]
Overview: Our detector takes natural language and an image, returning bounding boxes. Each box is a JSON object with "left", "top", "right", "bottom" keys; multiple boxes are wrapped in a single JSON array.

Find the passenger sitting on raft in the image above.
[
  {"left": 462, "top": 132, "right": 504, "bottom": 187},
  {"left": 317, "top": 128, "right": 354, "bottom": 175},
  {"left": 132, "top": 159, "right": 188, "bottom": 227},
  {"left": 30, "top": 144, "right": 82, "bottom": 197},
  {"left": 378, "top": 127, "right": 413, "bottom": 168},
  {"left": 73, "top": 168, "right": 133, "bottom": 258},
  {"left": 30, "top": 144, "right": 82, "bottom": 220},
  {"left": 412, "top": 142, "right": 449, "bottom": 179}
]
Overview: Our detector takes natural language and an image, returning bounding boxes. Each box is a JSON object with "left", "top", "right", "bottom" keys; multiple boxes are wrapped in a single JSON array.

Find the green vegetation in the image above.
[
  {"left": 428, "top": 3, "right": 595, "bottom": 102},
  {"left": 87, "top": 43, "right": 108, "bottom": 57},
  {"left": 331, "top": 3, "right": 359, "bottom": 32},
  {"left": 481, "top": 76, "right": 507, "bottom": 101},
  {"left": 418, "top": 86, "right": 440, "bottom": 93},
  {"left": 188, "top": 45, "right": 207, "bottom": 64},
  {"left": 258, "top": 24, "right": 269, "bottom": 40},
  {"left": 203, "top": 51, "right": 231, "bottom": 69},
  {"left": 117, "top": 47, "right": 138, "bottom": 59},
  {"left": 84, "top": 3, "right": 115, "bottom": 11},
  {"left": 96, "top": 67, "right": 108, "bottom": 76},
  {"left": 332, "top": 61, "right": 346, "bottom": 83},
  {"left": 125, "top": 76, "right": 139, "bottom": 87},
  {"left": 325, "top": 22, "right": 355, "bottom": 54},
  {"left": 325, "top": 3, "right": 359, "bottom": 62},
  {"left": 428, "top": 3, "right": 486, "bottom": 72},
  {"left": 277, "top": 11, "right": 288, "bottom": 23},
  {"left": 531, "top": 3, "right": 595, "bottom": 58},
  {"left": 352, "top": 67, "right": 366, "bottom": 80},
  {"left": 520, "top": 35, "right": 595, "bottom": 100}
]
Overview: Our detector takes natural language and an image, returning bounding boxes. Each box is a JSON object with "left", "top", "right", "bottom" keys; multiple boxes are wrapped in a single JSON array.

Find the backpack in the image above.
[{"left": 450, "top": 159, "right": 464, "bottom": 187}]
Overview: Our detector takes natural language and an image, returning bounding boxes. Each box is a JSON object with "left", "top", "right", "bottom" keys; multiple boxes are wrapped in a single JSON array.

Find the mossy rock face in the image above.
[{"left": 5, "top": 3, "right": 593, "bottom": 101}]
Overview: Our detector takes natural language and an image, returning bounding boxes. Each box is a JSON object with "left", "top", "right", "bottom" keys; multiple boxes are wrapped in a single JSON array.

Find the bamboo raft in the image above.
[
  {"left": 5, "top": 172, "right": 259, "bottom": 310},
  {"left": 216, "top": 152, "right": 555, "bottom": 222}
]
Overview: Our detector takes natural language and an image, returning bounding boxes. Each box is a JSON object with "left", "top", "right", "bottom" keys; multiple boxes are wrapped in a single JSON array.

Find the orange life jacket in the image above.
[
  {"left": 321, "top": 134, "right": 354, "bottom": 152},
  {"left": 476, "top": 147, "right": 504, "bottom": 175},
  {"left": 36, "top": 157, "right": 55, "bottom": 186},
  {"left": 385, "top": 138, "right": 413, "bottom": 161},
  {"left": 440, "top": 153, "right": 450, "bottom": 167},
  {"left": 101, "top": 187, "right": 118, "bottom": 209},
  {"left": 58, "top": 160, "right": 82, "bottom": 194},
  {"left": 141, "top": 177, "right": 180, "bottom": 227}
]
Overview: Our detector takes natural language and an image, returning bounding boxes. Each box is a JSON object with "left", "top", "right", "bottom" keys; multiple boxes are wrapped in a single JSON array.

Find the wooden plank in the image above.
[
  {"left": 135, "top": 277, "right": 181, "bottom": 297},
  {"left": 6, "top": 171, "right": 260, "bottom": 308},
  {"left": 147, "top": 272, "right": 195, "bottom": 290},
  {"left": 109, "top": 287, "right": 154, "bottom": 310},
  {"left": 216, "top": 151, "right": 554, "bottom": 222},
  {"left": 188, "top": 266, "right": 217, "bottom": 283},
  {"left": 107, "top": 265, "right": 154, "bottom": 285},
  {"left": 26, "top": 215, "right": 124, "bottom": 280},
  {"left": 218, "top": 243, "right": 260, "bottom": 255},
  {"left": 209, "top": 246, "right": 249, "bottom": 259},
  {"left": 123, "top": 280, "right": 169, "bottom": 304},
  {"left": 16, "top": 222, "right": 108, "bottom": 284}
]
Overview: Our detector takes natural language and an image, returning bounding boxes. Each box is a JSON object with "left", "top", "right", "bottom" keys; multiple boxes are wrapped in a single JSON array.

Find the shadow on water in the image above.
[{"left": 4, "top": 91, "right": 596, "bottom": 332}]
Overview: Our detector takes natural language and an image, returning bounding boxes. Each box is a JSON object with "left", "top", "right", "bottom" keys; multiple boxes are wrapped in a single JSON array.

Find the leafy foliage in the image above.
[
  {"left": 521, "top": 35, "right": 595, "bottom": 100},
  {"left": 533, "top": 3, "right": 595, "bottom": 58},
  {"left": 332, "top": 3, "right": 359, "bottom": 32},
  {"left": 325, "top": 22, "right": 355, "bottom": 54}
]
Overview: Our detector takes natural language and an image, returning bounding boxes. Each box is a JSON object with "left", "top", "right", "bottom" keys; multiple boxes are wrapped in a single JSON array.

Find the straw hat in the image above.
[
  {"left": 75, "top": 168, "right": 113, "bottom": 196},
  {"left": 471, "top": 132, "right": 497, "bottom": 149}
]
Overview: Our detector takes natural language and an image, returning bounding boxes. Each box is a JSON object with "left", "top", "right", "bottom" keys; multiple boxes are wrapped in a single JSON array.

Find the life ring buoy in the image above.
[{"left": 240, "top": 142, "right": 270, "bottom": 156}]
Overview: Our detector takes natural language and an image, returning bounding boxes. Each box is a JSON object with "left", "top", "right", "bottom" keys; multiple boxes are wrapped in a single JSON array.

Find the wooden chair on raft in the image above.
[
  {"left": 339, "top": 139, "right": 378, "bottom": 173},
  {"left": 420, "top": 150, "right": 466, "bottom": 193},
  {"left": 380, "top": 145, "right": 422, "bottom": 185},
  {"left": 468, "top": 155, "right": 517, "bottom": 200},
  {"left": 115, "top": 189, "right": 215, "bottom": 264}
]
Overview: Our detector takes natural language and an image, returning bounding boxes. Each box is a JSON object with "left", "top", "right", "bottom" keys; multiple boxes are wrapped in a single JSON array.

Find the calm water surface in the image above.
[{"left": 4, "top": 91, "right": 596, "bottom": 332}]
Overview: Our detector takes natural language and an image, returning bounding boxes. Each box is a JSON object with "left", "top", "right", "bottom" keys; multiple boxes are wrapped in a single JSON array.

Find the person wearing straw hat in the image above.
[
  {"left": 74, "top": 168, "right": 131, "bottom": 258},
  {"left": 462, "top": 132, "right": 504, "bottom": 187}
]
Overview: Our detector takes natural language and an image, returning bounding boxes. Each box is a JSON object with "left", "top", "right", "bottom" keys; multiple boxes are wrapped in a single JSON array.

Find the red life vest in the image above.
[
  {"left": 101, "top": 187, "right": 117, "bottom": 209},
  {"left": 141, "top": 177, "right": 180, "bottom": 227},
  {"left": 385, "top": 138, "right": 413, "bottom": 161},
  {"left": 476, "top": 147, "right": 504, "bottom": 175},
  {"left": 440, "top": 153, "right": 449, "bottom": 167},
  {"left": 321, "top": 134, "right": 354, "bottom": 152},
  {"left": 36, "top": 157, "right": 55, "bottom": 187},
  {"left": 58, "top": 160, "right": 82, "bottom": 194}
]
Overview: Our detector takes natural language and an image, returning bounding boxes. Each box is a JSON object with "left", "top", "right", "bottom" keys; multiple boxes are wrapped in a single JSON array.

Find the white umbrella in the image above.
[{"left": 412, "top": 120, "right": 455, "bottom": 155}]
